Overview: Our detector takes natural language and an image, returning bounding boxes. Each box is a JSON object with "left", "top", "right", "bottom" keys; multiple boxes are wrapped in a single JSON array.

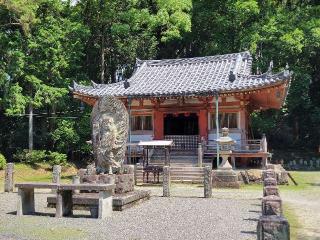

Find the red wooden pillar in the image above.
[
  {"left": 154, "top": 110, "right": 164, "bottom": 140},
  {"left": 199, "top": 109, "right": 208, "bottom": 140}
]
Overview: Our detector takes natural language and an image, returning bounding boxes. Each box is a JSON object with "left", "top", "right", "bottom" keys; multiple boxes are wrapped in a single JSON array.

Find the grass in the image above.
[
  {"left": 241, "top": 171, "right": 320, "bottom": 191},
  {"left": 0, "top": 163, "right": 78, "bottom": 191},
  {"left": 283, "top": 203, "right": 301, "bottom": 240},
  {"left": 0, "top": 218, "right": 85, "bottom": 240}
]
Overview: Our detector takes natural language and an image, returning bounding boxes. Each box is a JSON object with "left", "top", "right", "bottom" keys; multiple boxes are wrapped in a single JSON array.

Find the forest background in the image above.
[{"left": 0, "top": 0, "right": 319, "bottom": 164}]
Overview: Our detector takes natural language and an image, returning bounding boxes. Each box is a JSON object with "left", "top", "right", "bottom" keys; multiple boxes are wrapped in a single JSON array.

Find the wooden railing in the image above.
[{"left": 203, "top": 138, "right": 267, "bottom": 153}]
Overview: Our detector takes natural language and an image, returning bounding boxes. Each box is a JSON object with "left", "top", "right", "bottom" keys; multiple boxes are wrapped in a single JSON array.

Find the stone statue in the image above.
[{"left": 91, "top": 96, "right": 129, "bottom": 173}]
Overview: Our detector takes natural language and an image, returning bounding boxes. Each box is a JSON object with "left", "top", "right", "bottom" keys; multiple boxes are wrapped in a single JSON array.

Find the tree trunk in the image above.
[
  {"left": 28, "top": 103, "right": 33, "bottom": 151},
  {"left": 100, "top": 34, "right": 105, "bottom": 84}
]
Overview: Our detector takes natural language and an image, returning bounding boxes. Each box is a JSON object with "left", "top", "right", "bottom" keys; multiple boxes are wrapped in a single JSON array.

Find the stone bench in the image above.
[
  {"left": 47, "top": 190, "right": 151, "bottom": 213},
  {"left": 15, "top": 182, "right": 115, "bottom": 219}
]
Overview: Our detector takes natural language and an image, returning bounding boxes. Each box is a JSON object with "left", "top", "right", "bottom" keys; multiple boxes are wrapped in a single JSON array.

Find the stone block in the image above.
[
  {"left": 98, "top": 190, "right": 113, "bottom": 219},
  {"left": 245, "top": 169, "right": 262, "bottom": 183},
  {"left": 17, "top": 188, "right": 35, "bottom": 216},
  {"left": 115, "top": 174, "right": 134, "bottom": 194},
  {"left": 212, "top": 169, "right": 240, "bottom": 188},
  {"left": 81, "top": 173, "right": 134, "bottom": 194},
  {"left": 4, "top": 163, "right": 14, "bottom": 193},
  {"left": 262, "top": 169, "right": 276, "bottom": 181},
  {"left": 263, "top": 186, "right": 279, "bottom": 197},
  {"left": 257, "top": 215, "right": 290, "bottom": 240},
  {"left": 86, "top": 164, "right": 96, "bottom": 175},
  {"left": 55, "top": 190, "right": 73, "bottom": 217},
  {"left": 262, "top": 195, "right": 282, "bottom": 216},
  {"left": 163, "top": 166, "right": 170, "bottom": 197},
  {"left": 82, "top": 175, "right": 99, "bottom": 183},
  {"left": 263, "top": 177, "right": 277, "bottom": 187},
  {"left": 78, "top": 169, "right": 87, "bottom": 181},
  {"left": 204, "top": 166, "right": 212, "bottom": 198}
]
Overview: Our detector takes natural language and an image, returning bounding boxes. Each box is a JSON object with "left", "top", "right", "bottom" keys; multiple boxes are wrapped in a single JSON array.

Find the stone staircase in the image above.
[
  {"left": 135, "top": 165, "right": 205, "bottom": 184},
  {"left": 149, "top": 149, "right": 198, "bottom": 166},
  {"left": 135, "top": 150, "right": 206, "bottom": 184}
]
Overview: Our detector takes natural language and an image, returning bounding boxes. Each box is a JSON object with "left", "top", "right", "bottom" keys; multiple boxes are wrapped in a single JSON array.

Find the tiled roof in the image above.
[{"left": 71, "top": 51, "right": 290, "bottom": 98}]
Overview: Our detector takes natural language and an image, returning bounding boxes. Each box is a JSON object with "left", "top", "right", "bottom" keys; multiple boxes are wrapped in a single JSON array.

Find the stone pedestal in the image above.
[
  {"left": 263, "top": 186, "right": 279, "bottom": 197},
  {"left": 263, "top": 177, "right": 277, "bottom": 187},
  {"left": 4, "top": 163, "right": 14, "bottom": 193},
  {"left": 212, "top": 169, "right": 240, "bottom": 188},
  {"left": 163, "top": 166, "right": 170, "bottom": 197},
  {"left": 262, "top": 195, "right": 282, "bottom": 216},
  {"left": 257, "top": 215, "right": 290, "bottom": 240},
  {"left": 204, "top": 166, "right": 212, "bottom": 198},
  {"left": 80, "top": 172, "right": 134, "bottom": 194}
]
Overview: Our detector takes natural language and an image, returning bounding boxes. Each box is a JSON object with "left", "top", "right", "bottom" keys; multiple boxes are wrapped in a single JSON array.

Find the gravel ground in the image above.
[{"left": 0, "top": 185, "right": 261, "bottom": 240}]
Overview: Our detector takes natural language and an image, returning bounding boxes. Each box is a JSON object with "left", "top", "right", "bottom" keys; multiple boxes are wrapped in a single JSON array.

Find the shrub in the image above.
[
  {"left": 47, "top": 151, "right": 67, "bottom": 166},
  {"left": 0, "top": 153, "right": 6, "bottom": 170},
  {"left": 14, "top": 150, "right": 46, "bottom": 164},
  {"left": 13, "top": 150, "right": 67, "bottom": 166}
]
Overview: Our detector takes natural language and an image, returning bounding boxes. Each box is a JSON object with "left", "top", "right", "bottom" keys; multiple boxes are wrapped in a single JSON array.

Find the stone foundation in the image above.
[
  {"left": 212, "top": 169, "right": 240, "bottom": 188},
  {"left": 78, "top": 165, "right": 134, "bottom": 194}
]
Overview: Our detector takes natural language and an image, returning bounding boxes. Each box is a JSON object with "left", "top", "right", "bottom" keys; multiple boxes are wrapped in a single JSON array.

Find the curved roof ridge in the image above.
[{"left": 138, "top": 51, "right": 252, "bottom": 66}]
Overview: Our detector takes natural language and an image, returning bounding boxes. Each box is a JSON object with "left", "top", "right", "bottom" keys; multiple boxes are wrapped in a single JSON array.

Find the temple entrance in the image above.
[
  {"left": 164, "top": 113, "right": 198, "bottom": 135},
  {"left": 164, "top": 113, "right": 199, "bottom": 151}
]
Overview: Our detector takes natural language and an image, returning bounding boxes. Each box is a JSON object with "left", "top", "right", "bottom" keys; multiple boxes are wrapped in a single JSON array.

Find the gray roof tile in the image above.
[{"left": 71, "top": 51, "right": 290, "bottom": 98}]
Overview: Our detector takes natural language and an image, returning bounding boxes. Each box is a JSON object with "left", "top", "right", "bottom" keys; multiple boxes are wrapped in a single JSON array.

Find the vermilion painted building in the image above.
[{"left": 71, "top": 51, "right": 290, "bottom": 167}]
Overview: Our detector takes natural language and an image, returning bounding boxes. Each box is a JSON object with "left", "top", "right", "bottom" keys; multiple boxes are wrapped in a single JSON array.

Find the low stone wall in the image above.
[{"left": 257, "top": 168, "right": 290, "bottom": 240}]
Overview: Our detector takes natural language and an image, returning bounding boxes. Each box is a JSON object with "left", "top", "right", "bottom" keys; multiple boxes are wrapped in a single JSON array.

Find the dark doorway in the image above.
[{"left": 164, "top": 113, "right": 199, "bottom": 135}]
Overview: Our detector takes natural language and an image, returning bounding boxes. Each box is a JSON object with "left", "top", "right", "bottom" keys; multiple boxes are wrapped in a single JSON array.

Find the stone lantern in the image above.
[
  {"left": 213, "top": 127, "right": 240, "bottom": 188},
  {"left": 216, "top": 127, "right": 235, "bottom": 170}
]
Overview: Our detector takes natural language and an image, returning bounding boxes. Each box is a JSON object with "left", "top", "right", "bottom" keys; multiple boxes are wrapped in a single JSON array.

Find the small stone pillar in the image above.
[
  {"left": 263, "top": 177, "right": 277, "bottom": 187},
  {"left": 52, "top": 165, "right": 61, "bottom": 184},
  {"left": 163, "top": 166, "right": 170, "bottom": 197},
  {"left": 4, "top": 163, "right": 14, "bottom": 192},
  {"left": 263, "top": 186, "right": 279, "bottom": 197},
  {"left": 257, "top": 215, "right": 290, "bottom": 240},
  {"left": 204, "top": 166, "right": 212, "bottom": 198},
  {"left": 198, "top": 143, "right": 203, "bottom": 167},
  {"left": 262, "top": 195, "right": 282, "bottom": 216},
  {"left": 72, "top": 175, "right": 80, "bottom": 194}
]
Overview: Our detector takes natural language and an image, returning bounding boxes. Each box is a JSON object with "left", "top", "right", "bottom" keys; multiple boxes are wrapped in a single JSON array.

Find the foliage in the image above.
[
  {"left": 13, "top": 149, "right": 67, "bottom": 166},
  {"left": 0, "top": 153, "right": 6, "bottom": 170},
  {"left": 51, "top": 120, "right": 80, "bottom": 153},
  {"left": 0, "top": 0, "right": 320, "bottom": 162},
  {"left": 47, "top": 151, "right": 67, "bottom": 166},
  {"left": 14, "top": 149, "right": 47, "bottom": 164}
]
